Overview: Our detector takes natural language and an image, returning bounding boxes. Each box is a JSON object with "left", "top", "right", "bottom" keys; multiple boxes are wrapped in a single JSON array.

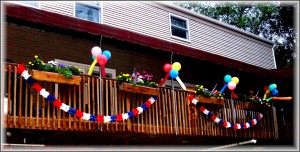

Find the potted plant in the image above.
[
  {"left": 116, "top": 70, "right": 159, "bottom": 96},
  {"left": 194, "top": 85, "right": 225, "bottom": 105},
  {"left": 27, "top": 55, "right": 82, "bottom": 85}
]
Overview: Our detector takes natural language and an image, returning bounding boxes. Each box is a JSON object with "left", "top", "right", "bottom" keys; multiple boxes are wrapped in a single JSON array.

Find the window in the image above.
[
  {"left": 74, "top": 1, "right": 102, "bottom": 23},
  {"left": 54, "top": 59, "right": 116, "bottom": 78},
  {"left": 169, "top": 14, "right": 190, "bottom": 41},
  {"left": 162, "top": 79, "right": 195, "bottom": 92},
  {"left": 8, "top": 1, "right": 39, "bottom": 8}
]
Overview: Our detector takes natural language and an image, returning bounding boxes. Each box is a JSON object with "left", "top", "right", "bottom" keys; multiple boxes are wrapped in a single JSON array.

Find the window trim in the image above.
[
  {"left": 162, "top": 79, "right": 196, "bottom": 91},
  {"left": 54, "top": 59, "right": 116, "bottom": 79},
  {"left": 169, "top": 13, "right": 191, "bottom": 42},
  {"left": 73, "top": 1, "right": 103, "bottom": 24}
]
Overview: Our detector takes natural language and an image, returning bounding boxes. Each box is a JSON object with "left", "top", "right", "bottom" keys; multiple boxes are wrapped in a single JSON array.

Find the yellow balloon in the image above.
[
  {"left": 273, "top": 83, "right": 277, "bottom": 88},
  {"left": 231, "top": 77, "right": 239, "bottom": 85},
  {"left": 172, "top": 62, "right": 181, "bottom": 71},
  {"left": 88, "top": 59, "right": 98, "bottom": 75}
]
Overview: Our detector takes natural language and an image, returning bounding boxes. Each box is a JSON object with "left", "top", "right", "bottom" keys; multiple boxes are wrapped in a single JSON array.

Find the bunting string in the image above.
[
  {"left": 17, "top": 64, "right": 158, "bottom": 123},
  {"left": 188, "top": 95, "right": 263, "bottom": 130}
]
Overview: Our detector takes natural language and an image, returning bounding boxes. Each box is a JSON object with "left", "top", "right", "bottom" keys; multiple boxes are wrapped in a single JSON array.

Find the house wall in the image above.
[
  {"left": 5, "top": 18, "right": 291, "bottom": 97},
  {"left": 9, "top": 1, "right": 275, "bottom": 70}
]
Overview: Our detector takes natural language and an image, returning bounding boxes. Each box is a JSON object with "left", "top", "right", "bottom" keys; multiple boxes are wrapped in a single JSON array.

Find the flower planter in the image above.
[
  {"left": 195, "top": 95, "right": 224, "bottom": 105},
  {"left": 118, "top": 82, "right": 160, "bottom": 96},
  {"left": 29, "top": 70, "right": 82, "bottom": 85}
]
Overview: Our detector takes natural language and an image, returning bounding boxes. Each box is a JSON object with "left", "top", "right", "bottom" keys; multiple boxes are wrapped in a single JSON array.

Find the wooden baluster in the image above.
[
  {"left": 91, "top": 77, "right": 95, "bottom": 130},
  {"left": 155, "top": 93, "right": 159, "bottom": 135},
  {"left": 114, "top": 80, "right": 118, "bottom": 132},
  {"left": 68, "top": 85, "right": 72, "bottom": 130},
  {"left": 88, "top": 78, "right": 91, "bottom": 130},
  {"left": 109, "top": 80, "right": 115, "bottom": 132},
  {"left": 35, "top": 91, "right": 39, "bottom": 128},
  {"left": 79, "top": 80, "right": 83, "bottom": 130},
  {"left": 12, "top": 66, "right": 17, "bottom": 127},
  {"left": 96, "top": 78, "right": 100, "bottom": 130},
  {"left": 105, "top": 79, "right": 109, "bottom": 131},
  {"left": 167, "top": 89, "right": 173, "bottom": 134},
  {"left": 18, "top": 70, "right": 23, "bottom": 128},
  {"left": 73, "top": 85, "right": 77, "bottom": 130},
  {"left": 7, "top": 65, "right": 12, "bottom": 127},
  {"left": 25, "top": 82, "right": 28, "bottom": 128}
]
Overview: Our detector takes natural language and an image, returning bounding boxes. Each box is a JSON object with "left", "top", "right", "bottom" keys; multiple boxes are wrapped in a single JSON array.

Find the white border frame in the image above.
[
  {"left": 73, "top": 1, "right": 103, "bottom": 24},
  {"left": 169, "top": 13, "right": 191, "bottom": 42},
  {"left": 7, "top": 1, "right": 40, "bottom": 9}
]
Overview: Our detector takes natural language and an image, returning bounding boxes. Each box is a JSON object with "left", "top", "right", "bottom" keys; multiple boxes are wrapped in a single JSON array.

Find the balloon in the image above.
[
  {"left": 264, "top": 85, "right": 269, "bottom": 91},
  {"left": 271, "top": 89, "right": 278, "bottom": 96},
  {"left": 102, "top": 50, "right": 111, "bottom": 60},
  {"left": 227, "top": 81, "right": 236, "bottom": 90},
  {"left": 219, "top": 83, "right": 228, "bottom": 94},
  {"left": 273, "top": 83, "right": 277, "bottom": 89},
  {"left": 163, "top": 63, "right": 172, "bottom": 73},
  {"left": 224, "top": 75, "right": 232, "bottom": 83},
  {"left": 269, "top": 84, "right": 276, "bottom": 92},
  {"left": 88, "top": 59, "right": 97, "bottom": 75},
  {"left": 172, "top": 62, "right": 181, "bottom": 71},
  {"left": 91, "top": 46, "right": 102, "bottom": 57},
  {"left": 97, "top": 55, "right": 107, "bottom": 66},
  {"left": 92, "top": 55, "right": 96, "bottom": 60},
  {"left": 169, "top": 69, "right": 179, "bottom": 78},
  {"left": 231, "top": 77, "right": 239, "bottom": 85},
  {"left": 176, "top": 76, "right": 186, "bottom": 90}
]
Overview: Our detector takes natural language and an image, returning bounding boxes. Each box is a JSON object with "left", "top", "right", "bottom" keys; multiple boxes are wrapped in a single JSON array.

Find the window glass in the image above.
[
  {"left": 170, "top": 15, "right": 189, "bottom": 40},
  {"left": 75, "top": 3, "right": 100, "bottom": 23}
]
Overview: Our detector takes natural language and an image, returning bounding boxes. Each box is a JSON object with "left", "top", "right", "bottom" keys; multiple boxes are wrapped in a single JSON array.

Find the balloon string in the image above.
[
  {"left": 88, "top": 59, "right": 98, "bottom": 75},
  {"left": 158, "top": 73, "right": 170, "bottom": 87},
  {"left": 101, "top": 65, "right": 106, "bottom": 78}
]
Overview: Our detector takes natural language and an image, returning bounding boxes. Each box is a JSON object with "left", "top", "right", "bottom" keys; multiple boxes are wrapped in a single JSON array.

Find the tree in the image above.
[{"left": 174, "top": 1, "right": 296, "bottom": 68}]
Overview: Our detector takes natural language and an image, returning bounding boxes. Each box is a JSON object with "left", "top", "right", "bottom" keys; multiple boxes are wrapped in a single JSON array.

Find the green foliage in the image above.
[
  {"left": 116, "top": 71, "right": 158, "bottom": 88},
  {"left": 174, "top": 1, "right": 296, "bottom": 68},
  {"left": 28, "top": 54, "right": 81, "bottom": 79},
  {"left": 195, "top": 85, "right": 225, "bottom": 99}
]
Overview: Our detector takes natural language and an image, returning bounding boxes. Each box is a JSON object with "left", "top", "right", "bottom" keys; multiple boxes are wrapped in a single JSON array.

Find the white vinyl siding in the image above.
[{"left": 26, "top": 1, "right": 275, "bottom": 69}]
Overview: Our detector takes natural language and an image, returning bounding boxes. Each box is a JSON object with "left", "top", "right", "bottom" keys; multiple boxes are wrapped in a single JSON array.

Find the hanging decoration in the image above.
[
  {"left": 88, "top": 46, "right": 111, "bottom": 78},
  {"left": 188, "top": 94, "right": 263, "bottom": 130},
  {"left": 158, "top": 62, "right": 186, "bottom": 90},
  {"left": 219, "top": 74, "right": 239, "bottom": 99},
  {"left": 17, "top": 64, "right": 157, "bottom": 123}
]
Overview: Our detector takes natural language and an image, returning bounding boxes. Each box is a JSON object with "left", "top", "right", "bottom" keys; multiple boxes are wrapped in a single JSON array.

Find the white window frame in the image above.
[
  {"left": 54, "top": 59, "right": 116, "bottom": 78},
  {"left": 8, "top": 1, "right": 40, "bottom": 9},
  {"left": 161, "top": 79, "right": 196, "bottom": 91},
  {"left": 73, "top": 1, "right": 103, "bottom": 23},
  {"left": 169, "top": 13, "right": 191, "bottom": 42}
]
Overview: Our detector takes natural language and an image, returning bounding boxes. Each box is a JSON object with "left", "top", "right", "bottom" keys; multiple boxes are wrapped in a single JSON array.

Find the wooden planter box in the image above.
[
  {"left": 30, "top": 70, "right": 82, "bottom": 85},
  {"left": 118, "top": 82, "right": 160, "bottom": 96},
  {"left": 195, "top": 95, "right": 224, "bottom": 105}
]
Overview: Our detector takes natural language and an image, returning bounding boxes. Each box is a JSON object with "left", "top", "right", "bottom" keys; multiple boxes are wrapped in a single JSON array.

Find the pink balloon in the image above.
[
  {"left": 91, "top": 46, "right": 102, "bottom": 57},
  {"left": 97, "top": 55, "right": 107, "bottom": 66},
  {"left": 163, "top": 63, "right": 172, "bottom": 73},
  {"left": 227, "top": 81, "right": 236, "bottom": 90}
]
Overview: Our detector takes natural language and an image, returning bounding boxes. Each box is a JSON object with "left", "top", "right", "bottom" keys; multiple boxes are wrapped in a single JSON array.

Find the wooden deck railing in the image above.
[{"left": 2, "top": 63, "right": 277, "bottom": 140}]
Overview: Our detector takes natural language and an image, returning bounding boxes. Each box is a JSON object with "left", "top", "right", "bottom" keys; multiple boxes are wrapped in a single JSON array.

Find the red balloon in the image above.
[
  {"left": 163, "top": 63, "right": 172, "bottom": 73},
  {"left": 97, "top": 55, "right": 107, "bottom": 66},
  {"left": 264, "top": 85, "right": 269, "bottom": 91}
]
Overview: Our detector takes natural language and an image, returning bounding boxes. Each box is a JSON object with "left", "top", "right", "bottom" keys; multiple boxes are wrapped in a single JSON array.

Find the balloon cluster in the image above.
[
  {"left": 158, "top": 62, "right": 186, "bottom": 90},
  {"left": 219, "top": 74, "right": 239, "bottom": 94},
  {"left": 88, "top": 46, "right": 111, "bottom": 78},
  {"left": 264, "top": 83, "right": 278, "bottom": 99}
]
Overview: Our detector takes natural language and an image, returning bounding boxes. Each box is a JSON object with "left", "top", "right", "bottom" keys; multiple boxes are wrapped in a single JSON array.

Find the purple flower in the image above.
[
  {"left": 136, "top": 72, "right": 140, "bottom": 76},
  {"left": 59, "top": 64, "right": 66, "bottom": 68}
]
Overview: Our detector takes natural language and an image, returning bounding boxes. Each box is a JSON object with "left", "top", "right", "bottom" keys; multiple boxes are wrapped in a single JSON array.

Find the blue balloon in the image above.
[
  {"left": 271, "top": 89, "right": 278, "bottom": 96},
  {"left": 169, "top": 69, "right": 179, "bottom": 78},
  {"left": 219, "top": 83, "right": 228, "bottom": 94},
  {"left": 224, "top": 75, "right": 232, "bottom": 83},
  {"left": 102, "top": 50, "right": 111, "bottom": 60},
  {"left": 92, "top": 55, "right": 96, "bottom": 60},
  {"left": 269, "top": 84, "right": 276, "bottom": 92}
]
